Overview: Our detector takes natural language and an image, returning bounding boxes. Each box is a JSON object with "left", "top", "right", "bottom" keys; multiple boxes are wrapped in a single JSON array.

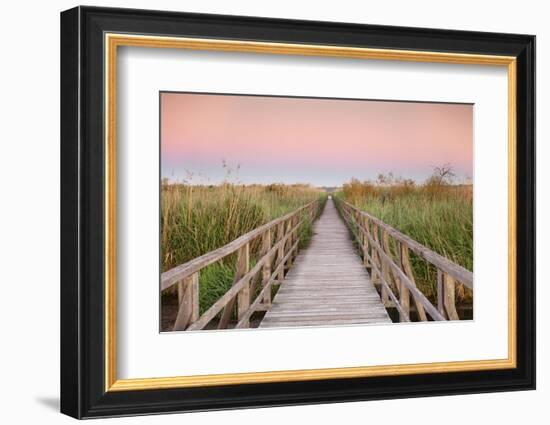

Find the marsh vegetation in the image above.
[
  {"left": 161, "top": 181, "right": 327, "bottom": 328},
  {"left": 336, "top": 165, "right": 473, "bottom": 304}
]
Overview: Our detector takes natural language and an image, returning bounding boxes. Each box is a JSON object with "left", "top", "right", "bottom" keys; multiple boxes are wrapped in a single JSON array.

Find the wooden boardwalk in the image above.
[
  {"left": 260, "top": 198, "right": 391, "bottom": 328},
  {"left": 162, "top": 197, "right": 473, "bottom": 332}
]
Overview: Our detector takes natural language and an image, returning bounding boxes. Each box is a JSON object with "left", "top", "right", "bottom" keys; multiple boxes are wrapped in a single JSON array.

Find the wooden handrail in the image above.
[
  {"left": 335, "top": 198, "right": 472, "bottom": 322},
  {"left": 161, "top": 200, "right": 318, "bottom": 291},
  {"left": 163, "top": 200, "right": 321, "bottom": 331}
]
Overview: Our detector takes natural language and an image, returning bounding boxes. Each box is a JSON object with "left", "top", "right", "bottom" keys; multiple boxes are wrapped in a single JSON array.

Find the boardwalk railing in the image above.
[
  {"left": 161, "top": 200, "right": 320, "bottom": 331},
  {"left": 335, "top": 198, "right": 473, "bottom": 322}
]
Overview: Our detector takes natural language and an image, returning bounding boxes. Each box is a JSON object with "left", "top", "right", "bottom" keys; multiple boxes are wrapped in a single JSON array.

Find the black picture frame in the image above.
[{"left": 60, "top": 5, "right": 535, "bottom": 419}]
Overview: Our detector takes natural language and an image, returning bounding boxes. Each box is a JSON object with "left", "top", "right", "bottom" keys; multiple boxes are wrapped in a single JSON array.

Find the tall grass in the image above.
[
  {"left": 161, "top": 182, "right": 326, "bottom": 320},
  {"left": 337, "top": 173, "right": 472, "bottom": 302}
]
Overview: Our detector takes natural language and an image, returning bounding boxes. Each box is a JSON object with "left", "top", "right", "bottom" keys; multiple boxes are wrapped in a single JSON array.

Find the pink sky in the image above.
[{"left": 161, "top": 92, "right": 473, "bottom": 186}]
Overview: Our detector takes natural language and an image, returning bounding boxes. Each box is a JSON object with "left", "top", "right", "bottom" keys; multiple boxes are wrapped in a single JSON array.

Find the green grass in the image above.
[
  {"left": 196, "top": 263, "right": 235, "bottom": 316},
  {"left": 161, "top": 183, "right": 327, "bottom": 318}
]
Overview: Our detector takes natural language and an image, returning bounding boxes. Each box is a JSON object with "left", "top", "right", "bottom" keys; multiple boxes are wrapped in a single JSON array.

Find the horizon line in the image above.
[{"left": 161, "top": 180, "right": 473, "bottom": 188}]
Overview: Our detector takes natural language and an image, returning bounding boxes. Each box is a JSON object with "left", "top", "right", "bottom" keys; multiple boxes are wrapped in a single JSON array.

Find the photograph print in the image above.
[{"left": 160, "top": 92, "right": 474, "bottom": 332}]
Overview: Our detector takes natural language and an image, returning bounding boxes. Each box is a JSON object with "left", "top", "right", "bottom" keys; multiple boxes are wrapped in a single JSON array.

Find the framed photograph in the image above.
[{"left": 60, "top": 6, "right": 535, "bottom": 419}]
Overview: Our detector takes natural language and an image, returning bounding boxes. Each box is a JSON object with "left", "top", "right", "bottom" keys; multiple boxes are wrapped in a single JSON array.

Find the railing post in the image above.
[
  {"left": 191, "top": 273, "right": 199, "bottom": 323},
  {"left": 236, "top": 243, "right": 251, "bottom": 327},
  {"left": 219, "top": 243, "right": 250, "bottom": 329},
  {"left": 261, "top": 228, "right": 272, "bottom": 305},
  {"left": 397, "top": 244, "right": 411, "bottom": 322},
  {"left": 355, "top": 210, "right": 363, "bottom": 247},
  {"left": 277, "top": 221, "right": 285, "bottom": 281},
  {"left": 285, "top": 218, "right": 293, "bottom": 269},
  {"left": 437, "top": 269, "right": 445, "bottom": 318},
  {"left": 292, "top": 214, "right": 298, "bottom": 260},
  {"left": 362, "top": 216, "right": 370, "bottom": 267},
  {"left": 173, "top": 272, "right": 199, "bottom": 331},
  {"left": 442, "top": 272, "right": 459, "bottom": 320},
  {"left": 177, "top": 279, "right": 184, "bottom": 305},
  {"left": 371, "top": 223, "right": 379, "bottom": 283},
  {"left": 380, "top": 229, "right": 391, "bottom": 305},
  {"left": 371, "top": 224, "right": 386, "bottom": 299},
  {"left": 399, "top": 244, "right": 427, "bottom": 321}
]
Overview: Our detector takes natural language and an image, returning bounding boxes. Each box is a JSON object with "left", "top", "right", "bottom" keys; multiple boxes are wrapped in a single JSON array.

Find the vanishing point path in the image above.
[{"left": 260, "top": 198, "right": 391, "bottom": 328}]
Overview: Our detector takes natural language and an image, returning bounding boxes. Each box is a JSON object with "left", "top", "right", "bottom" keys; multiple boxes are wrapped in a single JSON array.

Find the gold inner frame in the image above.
[{"left": 104, "top": 33, "right": 517, "bottom": 392}]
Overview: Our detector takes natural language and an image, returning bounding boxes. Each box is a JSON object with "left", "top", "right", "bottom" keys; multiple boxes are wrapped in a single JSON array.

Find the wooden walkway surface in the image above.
[{"left": 260, "top": 198, "right": 391, "bottom": 328}]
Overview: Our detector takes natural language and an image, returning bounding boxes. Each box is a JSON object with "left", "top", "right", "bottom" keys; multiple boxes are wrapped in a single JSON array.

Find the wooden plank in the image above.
[
  {"left": 277, "top": 287, "right": 380, "bottom": 293},
  {"left": 269, "top": 299, "right": 380, "bottom": 306},
  {"left": 261, "top": 318, "right": 390, "bottom": 327},
  {"left": 268, "top": 307, "right": 383, "bottom": 314},
  {"left": 278, "top": 287, "right": 378, "bottom": 293},
  {"left": 267, "top": 310, "right": 388, "bottom": 318}
]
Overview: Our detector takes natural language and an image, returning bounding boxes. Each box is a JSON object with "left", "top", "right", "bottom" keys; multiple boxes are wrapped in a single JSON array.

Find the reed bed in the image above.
[
  {"left": 161, "top": 183, "right": 326, "bottom": 319},
  {"left": 336, "top": 174, "right": 473, "bottom": 303}
]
